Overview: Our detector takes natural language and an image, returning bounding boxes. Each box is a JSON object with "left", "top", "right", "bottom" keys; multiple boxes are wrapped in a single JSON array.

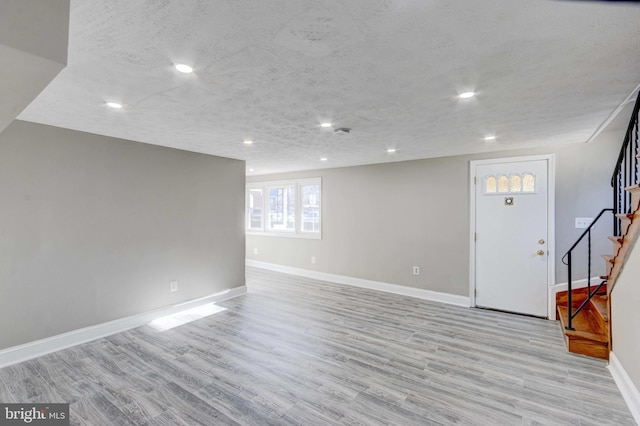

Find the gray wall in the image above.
[
  {"left": 247, "top": 125, "right": 623, "bottom": 297},
  {"left": 612, "top": 235, "right": 640, "bottom": 393},
  {"left": 0, "top": 120, "right": 245, "bottom": 350},
  {"left": 0, "top": 0, "right": 69, "bottom": 134}
]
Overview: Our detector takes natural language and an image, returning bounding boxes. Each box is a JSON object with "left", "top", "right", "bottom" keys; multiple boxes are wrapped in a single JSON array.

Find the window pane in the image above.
[
  {"left": 523, "top": 173, "right": 535, "bottom": 192},
  {"left": 248, "top": 189, "right": 263, "bottom": 230},
  {"left": 268, "top": 186, "right": 296, "bottom": 231},
  {"left": 301, "top": 184, "right": 320, "bottom": 233},
  {"left": 510, "top": 174, "right": 522, "bottom": 192},
  {"left": 485, "top": 176, "right": 497, "bottom": 193},
  {"left": 498, "top": 175, "right": 509, "bottom": 193}
]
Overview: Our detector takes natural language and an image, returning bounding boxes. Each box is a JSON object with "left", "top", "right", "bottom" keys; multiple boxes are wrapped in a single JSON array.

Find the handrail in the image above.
[
  {"left": 562, "top": 208, "right": 613, "bottom": 265},
  {"left": 611, "top": 91, "right": 640, "bottom": 236},
  {"left": 562, "top": 208, "right": 613, "bottom": 331},
  {"left": 563, "top": 91, "right": 639, "bottom": 332},
  {"left": 611, "top": 90, "right": 640, "bottom": 184}
]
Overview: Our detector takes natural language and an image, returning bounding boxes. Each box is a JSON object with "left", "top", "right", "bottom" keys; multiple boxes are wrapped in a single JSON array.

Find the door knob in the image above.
[
  {"left": 538, "top": 239, "right": 545, "bottom": 244},
  {"left": 536, "top": 250, "right": 545, "bottom": 256}
]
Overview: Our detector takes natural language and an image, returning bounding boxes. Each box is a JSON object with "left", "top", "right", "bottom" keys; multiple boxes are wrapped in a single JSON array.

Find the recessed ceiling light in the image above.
[
  {"left": 320, "top": 157, "right": 328, "bottom": 161},
  {"left": 249, "top": 168, "right": 254, "bottom": 172},
  {"left": 320, "top": 122, "right": 332, "bottom": 128},
  {"left": 175, "top": 64, "right": 194, "bottom": 74},
  {"left": 458, "top": 91, "right": 475, "bottom": 99},
  {"left": 484, "top": 135, "right": 496, "bottom": 141},
  {"left": 106, "top": 102, "right": 122, "bottom": 109},
  {"left": 387, "top": 148, "right": 397, "bottom": 153},
  {"left": 244, "top": 140, "right": 253, "bottom": 145}
]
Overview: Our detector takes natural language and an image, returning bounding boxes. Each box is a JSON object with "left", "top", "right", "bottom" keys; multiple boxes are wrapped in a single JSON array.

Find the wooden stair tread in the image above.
[
  {"left": 601, "top": 254, "right": 614, "bottom": 263},
  {"left": 608, "top": 235, "right": 624, "bottom": 244},
  {"left": 615, "top": 213, "right": 634, "bottom": 220},
  {"left": 556, "top": 284, "right": 607, "bottom": 306},
  {"left": 556, "top": 306, "right": 608, "bottom": 343},
  {"left": 556, "top": 283, "right": 607, "bottom": 296}
]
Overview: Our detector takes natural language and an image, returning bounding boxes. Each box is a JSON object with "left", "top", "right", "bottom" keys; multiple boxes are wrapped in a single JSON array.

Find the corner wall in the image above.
[
  {"left": 611, "top": 236, "right": 640, "bottom": 415},
  {"left": 0, "top": 120, "right": 246, "bottom": 350},
  {"left": 247, "top": 128, "right": 621, "bottom": 298},
  {"left": 0, "top": 0, "right": 69, "bottom": 133}
]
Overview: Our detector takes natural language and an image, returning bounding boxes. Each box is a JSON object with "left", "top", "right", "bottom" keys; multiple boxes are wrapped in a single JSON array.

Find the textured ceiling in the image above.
[{"left": 18, "top": 0, "right": 640, "bottom": 175}]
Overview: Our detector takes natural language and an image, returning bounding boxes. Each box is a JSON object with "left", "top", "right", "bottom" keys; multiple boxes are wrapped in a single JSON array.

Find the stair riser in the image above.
[
  {"left": 609, "top": 238, "right": 622, "bottom": 253},
  {"left": 567, "top": 337, "right": 609, "bottom": 360},
  {"left": 628, "top": 185, "right": 640, "bottom": 210},
  {"left": 616, "top": 212, "right": 635, "bottom": 235},
  {"left": 556, "top": 286, "right": 606, "bottom": 301},
  {"left": 589, "top": 300, "right": 608, "bottom": 333}
]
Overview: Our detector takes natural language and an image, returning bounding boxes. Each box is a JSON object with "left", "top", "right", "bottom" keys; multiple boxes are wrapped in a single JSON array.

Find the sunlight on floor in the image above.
[{"left": 148, "top": 303, "right": 227, "bottom": 331}]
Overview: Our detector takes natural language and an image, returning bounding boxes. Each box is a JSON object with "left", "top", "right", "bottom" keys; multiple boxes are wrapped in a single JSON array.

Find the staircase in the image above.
[
  {"left": 557, "top": 90, "right": 640, "bottom": 360},
  {"left": 556, "top": 185, "right": 640, "bottom": 359}
]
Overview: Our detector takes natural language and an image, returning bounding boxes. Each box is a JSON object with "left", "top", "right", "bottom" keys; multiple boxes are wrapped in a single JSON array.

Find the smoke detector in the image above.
[{"left": 334, "top": 127, "right": 350, "bottom": 135}]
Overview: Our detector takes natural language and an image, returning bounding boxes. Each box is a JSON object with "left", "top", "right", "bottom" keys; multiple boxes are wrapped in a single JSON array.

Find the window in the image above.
[
  {"left": 523, "top": 173, "right": 535, "bottom": 192},
  {"left": 268, "top": 185, "right": 295, "bottom": 231},
  {"left": 498, "top": 175, "right": 509, "bottom": 193},
  {"left": 301, "top": 183, "right": 321, "bottom": 232},
  {"left": 247, "top": 188, "right": 263, "bottom": 230},
  {"left": 509, "top": 174, "right": 522, "bottom": 192},
  {"left": 247, "top": 178, "right": 321, "bottom": 238},
  {"left": 483, "top": 172, "right": 537, "bottom": 195},
  {"left": 485, "top": 176, "right": 497, "bottom": 193}
]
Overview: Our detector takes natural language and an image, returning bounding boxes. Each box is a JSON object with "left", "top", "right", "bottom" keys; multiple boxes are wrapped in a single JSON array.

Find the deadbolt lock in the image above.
[
  {"left": 536, "top": 250, "right": 545, "bottom": 256},
  {"left": 538, "top": 239, "right": 545, "bottom": 244}
]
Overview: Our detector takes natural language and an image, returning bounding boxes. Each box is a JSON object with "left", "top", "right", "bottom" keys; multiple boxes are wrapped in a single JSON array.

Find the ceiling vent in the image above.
[{"left": 334, "top": 127, "right": 350, "bottom": 135}]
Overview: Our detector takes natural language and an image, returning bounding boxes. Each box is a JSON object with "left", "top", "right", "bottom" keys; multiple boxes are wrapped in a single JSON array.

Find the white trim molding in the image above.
[
  {"left": 247, "top": 260, "right": 470, "bottom": 307},
  {"left": 608, "top": 352, "right": 640, "bottom": 424},
  {"left": 0, "top": 286, "right": 247, "bottom": 368}
]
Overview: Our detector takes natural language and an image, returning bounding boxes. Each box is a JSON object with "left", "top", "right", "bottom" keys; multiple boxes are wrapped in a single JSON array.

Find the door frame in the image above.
[{"left": 469, "top": 154, "right": 556, "bottom": 318}]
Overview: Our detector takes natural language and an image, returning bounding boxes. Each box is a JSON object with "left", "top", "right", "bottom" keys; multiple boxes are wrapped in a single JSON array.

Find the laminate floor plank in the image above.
[{"left": 0, "top": 267, "right": 635, "bottom": 425}]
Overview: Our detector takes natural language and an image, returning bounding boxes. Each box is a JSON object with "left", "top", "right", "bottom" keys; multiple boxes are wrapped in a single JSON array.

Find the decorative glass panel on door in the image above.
[
  {"left": 481, "top": 173, "right": 536, "bottom": 195},
  {"left": 498, "top": 175, "right": 509, "bottom": 193},
  {"left": 510, "top": 174, "right": 522, "bottom": 192},
  {"left": 523, "top": 173, "right": 535, "bottom": 192},
  {"left": 485, "top": 176, "right": 497, "bottom": 193}
]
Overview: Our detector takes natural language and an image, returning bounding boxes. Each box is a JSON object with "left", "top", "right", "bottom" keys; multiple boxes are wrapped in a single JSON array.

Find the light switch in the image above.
[{"left": 575, "top": 217, "right": 594, "bottom": 229}]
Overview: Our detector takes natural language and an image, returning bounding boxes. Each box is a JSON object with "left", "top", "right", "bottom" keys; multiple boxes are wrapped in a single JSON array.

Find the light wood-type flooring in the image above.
[{"left": 0, "top": 267, "right": 635, "bottom": 425}]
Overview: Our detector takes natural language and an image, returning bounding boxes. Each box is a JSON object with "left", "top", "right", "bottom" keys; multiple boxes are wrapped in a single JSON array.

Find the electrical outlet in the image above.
[
  {"left": 575, "top": 217, "right": 594, "bottom": 229},
  {"left": 170, "top": 280, "right": 178, "bottom": 292},
  {"left": 253, "top": 248, "right": 258, "bottom": 255},
  {"left": 413, "top": 266, "right": 420, "bottom": 275},
  {"left": 311, "top": 256, "right": 316, "bottom": 264}
]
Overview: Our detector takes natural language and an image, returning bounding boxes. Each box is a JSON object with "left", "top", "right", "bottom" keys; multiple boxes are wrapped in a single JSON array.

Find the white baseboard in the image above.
[
  {"left": 551, "top": 276, "right": 606, "bottom": 294},
  {"left": 247, "top": 260, "right": 470, "bottom": 307},
  {"left": 608, "top": 352, "right": 640, "bottom": 424},
  {"left": 0, "top": 286, "right": 247, "bottom": 368}
]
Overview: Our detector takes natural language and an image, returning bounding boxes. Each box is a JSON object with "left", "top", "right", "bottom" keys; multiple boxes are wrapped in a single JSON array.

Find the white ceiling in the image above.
[{"left": 18, "top": 0, "right": 640, "bottom": 175}]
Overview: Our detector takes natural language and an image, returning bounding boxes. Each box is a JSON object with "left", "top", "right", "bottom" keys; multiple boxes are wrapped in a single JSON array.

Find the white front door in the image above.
[{"left": 473, "top": 158, "right": 550, "bottom": 317}]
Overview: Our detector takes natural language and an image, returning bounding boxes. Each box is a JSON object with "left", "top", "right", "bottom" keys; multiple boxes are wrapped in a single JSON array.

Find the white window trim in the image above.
[{"left": 246, "top": 178, "right": 322, "bottom": 239}]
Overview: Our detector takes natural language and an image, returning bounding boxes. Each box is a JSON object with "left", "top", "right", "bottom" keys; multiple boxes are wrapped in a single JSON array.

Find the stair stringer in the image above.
[{"left": 606, "top": 185, "right": 640, "bottom": 353}]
